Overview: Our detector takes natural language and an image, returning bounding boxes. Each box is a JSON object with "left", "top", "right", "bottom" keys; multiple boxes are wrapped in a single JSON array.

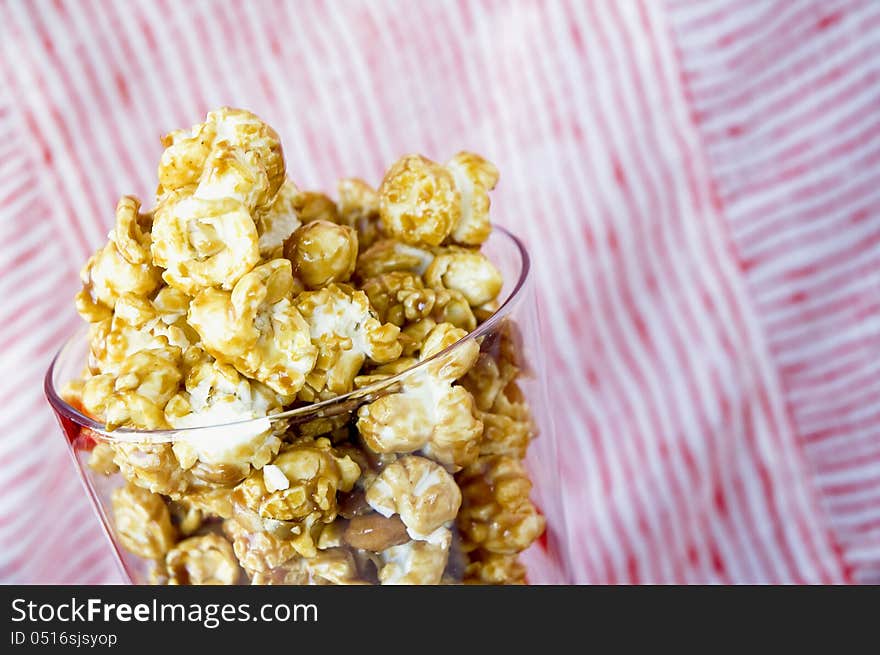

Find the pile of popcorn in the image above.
[{"left": 65, "top": 108, "right": 544, "bottom": 585}]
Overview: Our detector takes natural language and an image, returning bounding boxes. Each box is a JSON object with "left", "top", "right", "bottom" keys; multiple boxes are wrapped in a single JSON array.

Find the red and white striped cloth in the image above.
[{"left": 1, "top": 0, "right": 878, "bottom": 584}]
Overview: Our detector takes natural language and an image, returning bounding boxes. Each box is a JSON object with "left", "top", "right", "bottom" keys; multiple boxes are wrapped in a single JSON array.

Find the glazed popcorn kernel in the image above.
[
  {"left": 151, "top": 193, "right": 261, "bottom": 295},
  {"left": 357, "top": 323, "right": 482, "bottom": 469},
  {"left": 456, "top": 455, "right": 545, "bottom": 555},
  {"left": 77, "top": 196, "right": 162, "bottom": 315},
  {"left": 224, "top": 518, "right": 301, "bottom": 575},
  {"left": 165, "top": 534, "right": 241, "bottom": 585},
  {"left": 337, "top": 178, "right": 384, "bottom": 249},
  {"left": 366, "top": 456, "right": 461, "bottom": 541},
  {"left": 293, "top": 191, "right": 341, "bottom": 225},
  {"left": 158, "top": 107, "right": 285, "bottom": 210},
  {"left": 296, "top": 283, "right": 402, "bottom": 395},
  {"left": 464, "top": 551, "right": 527, "bottom": 585},
  {"left": 377, "top": 536, "right": 450, "bottom": 585},
  {"left": 379, "top": 155, "right": 460, "bottom": 247},
  {"left": 378, "top": 152, "right": 499, "bottom": 248},
  {"left": 188, "top": 258, "right": 316, "bottom": 396},
  {"left": 355, "top": 238, "right": 434, "bottom": 282},
  {"left": 111, "top": 483, "right": 177, "bottom": 560},
  {"left": 424, "top": 247, "right": 503, "bottom": 308},
  {"left": 283, "top": 220, "right": 358, "bottom": 289},
  {"left": 445, "top": 151, "right": 499, "bottom": 246},
  {"left": 164, "top": 356, "right": 287, "bottom": 469},
  {"left": 234, "top": 438, "right": 361, "bottom": 524}
]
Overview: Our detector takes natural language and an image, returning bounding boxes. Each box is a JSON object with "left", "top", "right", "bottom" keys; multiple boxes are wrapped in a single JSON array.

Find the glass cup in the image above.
[{"left": 45, "top": 227, "right": 570, "bottom": 584}]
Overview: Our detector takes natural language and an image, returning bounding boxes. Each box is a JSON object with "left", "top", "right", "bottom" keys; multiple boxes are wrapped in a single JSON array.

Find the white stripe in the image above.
[{"left": 650, "top": 0, "right": 839, "bottom": 581}]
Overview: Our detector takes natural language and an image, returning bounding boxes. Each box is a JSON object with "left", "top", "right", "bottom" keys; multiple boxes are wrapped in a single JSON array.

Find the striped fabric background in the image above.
[{"left": 0, "top": 0, "right": 877, "bottom": 583}]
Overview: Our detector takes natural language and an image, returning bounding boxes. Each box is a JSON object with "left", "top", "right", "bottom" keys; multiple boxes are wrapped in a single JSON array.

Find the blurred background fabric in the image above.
[{"left": 1, "top": 0, "right": 878, "bottom": 584}]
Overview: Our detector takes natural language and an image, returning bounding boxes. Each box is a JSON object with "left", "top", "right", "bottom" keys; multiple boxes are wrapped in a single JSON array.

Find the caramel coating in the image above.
[
  {"left": 233, "top": 438, "right": 361, "bottom": 553},
  {"left": 296, "top": 284, "right": 402, "bottom": 395},
  {"left": 188, "top": 259, "right": 316, "bottom": 395},
  {"left": 337, "top": 178, "right": 383, "bottom": 249},
  {"left": 283, "top": 220, "right": 358, "bottom": 289},
  {"left": 424, "top": 247, "right": 503, "bottom": 307},
  {"left": 357, "top": 323, "right": 482, "bottom": 469},
  {"left": 77, "top": 196, "right": 162, "bottom": 317},
  {"left": 111, "top": 483, "right": 176, "bottom": 560},
  {"left": 456, "top": 455, "right": 545, "bottom": 555},
  {"left": 378, "top": 537, "right": 450, "bottom": 585},
  {"left": 379, "top": 155, "right": 460, "bottom": 247},
  {"left": 165, "top": 534, "right": 241, "bottom": 585},
  {"left": 366, "top": 456, "right": 461, "bottom": 540}
]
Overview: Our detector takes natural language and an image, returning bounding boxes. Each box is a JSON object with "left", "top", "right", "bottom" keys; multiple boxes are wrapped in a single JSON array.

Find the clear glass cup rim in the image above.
[{"left": 44, "top": 225, "right": 532, "bottom": 442}]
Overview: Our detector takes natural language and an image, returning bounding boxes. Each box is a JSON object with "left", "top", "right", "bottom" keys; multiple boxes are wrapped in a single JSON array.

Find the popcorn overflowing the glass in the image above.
[{"left": 45, "top": 108, "right": 567, "bottom": 585}]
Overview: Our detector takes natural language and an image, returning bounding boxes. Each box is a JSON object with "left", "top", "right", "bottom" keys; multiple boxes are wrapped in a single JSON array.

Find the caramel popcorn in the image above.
[
  {"left": 424, "top": 247, "right": 503, "bottom": 307},
  {"left": 464, "top": 551, "right": 527, "bottom": 585},
  {"left": 232, "top": 439, "right": 360, "bottom": 557},
  {"left": 76, "top": 197, "right": 161, "bottom": 316},
  {"left": 337, "top": 178, "right": 383, "bottom": 249},
  {"left": 111, "top": 483, "right": 176, "bottom": 560},
  {"left": 377, "top": 537, "right": 450, "bottom": 585},
  {"left": 366, "top": 456, "right": 461, "bottom": 540},
  {"left": 188, "top": 259, "right": 316, "bottom": 395},
  {"left": 255, "top": 178, "right": 302, "bottom": 258},
  {"left": 355, "top": 239, "right": 434, "bottom": 282},
  {"left": 283, "top": 220, "right": 358, "bottom": 289},
  {"left": 164, "top": 355, "right": 286, "bottom": 469},
  {"left": 66, "top": 107, "right": 542, "bottom": 585},
  {"left": 378, "top": 152, "right": 498, "bottom": 248},
  {"left": 296, "top": 284, "right": 401, "bottom": 395},
  {"left": 456, "top": 455, "right": 545, "bottom": 555},
  {"left": 165, "top": 534, "right": 241, "bottom": 585},
  {"left": 357, "top": 324, "right": 482, "bottom": 469}
]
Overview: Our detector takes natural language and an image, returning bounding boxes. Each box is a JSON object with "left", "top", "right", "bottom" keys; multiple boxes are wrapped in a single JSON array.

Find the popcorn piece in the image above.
[
  {"left": 456, "top": 455, "right": 545, "bottom": 555},
  {"left": 76, "top": 196, "right": 162, "bottom": 317},
  {"left": 158, "top": 107, "right": 285, "bottom": 210},
  {"left": 337, "top": 178, "right": 383, "bottom": 249},
  {"left": 82, "top": 346, "right": 182, "bottom": 430},
  {"left": 366, "top": 456, "right": 461, "bottom": 540},
  {"left": 188, "top": 259, "right": 316, "bottom": 395},
  {"left": 164, "top": 354, "right": 287, "bottom": 468},
  {"left": 360, "top": 272, "right": 436, "bottom": 327},
  {"left": 445, "top": 152, "right": 498, "bottom": 246},
  {"left": 378, "top": 152, "right": 498, "bottom": 248},
  {"left": 377, "top": 536, "right": 450, "bottom": 585},
  {"left": 464, "top": 551, "right": 527, "bottom": 585},
  {"left": 296, "top": 284, "right": 401, "bottom": 395},
  {"left": 151, "top": 193, "right": 261, "bottom": 295},
  {"left": 165, "top": 534, "right": 240, "bottom": 585},
  {"left": 224, "top": 518, "right": 300, "bottom": 574},
  {"left": 87, "top": 291, "right": 191, "bottom": 378},
  {"left": 355, "top": 238, "right": 434, "bottom": 282},
  {"left": 234, "top": 438, "right": 360, "bottom": 537},
  {"left": 111, "top": 483, "right": 176, "bottom": 559},
  {"left": 88, "top": 442, "right": 119, "bottom": 476},
  {"left": 357, "top": 323, "right": 482, "bottom": 469},
  {"left": 293, "top": 191, "right": 341, "bottom": 224},
  {"left": 283, "top": 220, "right": 357, "bottom": 289},
  {"left": 255, "top": 178, "right": 302, "bottom": 258},
  {"left": 153, "top": 108, "right": 286, "bottom": 293},
  {"left": 167, "top": 500, "right": 203, "bottom": 536},
  {"left": 424, "top": 247, "right": 503, "bottom": 307},
  {"left": 477, "top": 410, "right": 532, "bottom": 460},
  {"left": 112, "top": 441, "right": 192, "bottom": 497},
  {"left": 379, "top": 155, "right": 459, "bottom": 247}
]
